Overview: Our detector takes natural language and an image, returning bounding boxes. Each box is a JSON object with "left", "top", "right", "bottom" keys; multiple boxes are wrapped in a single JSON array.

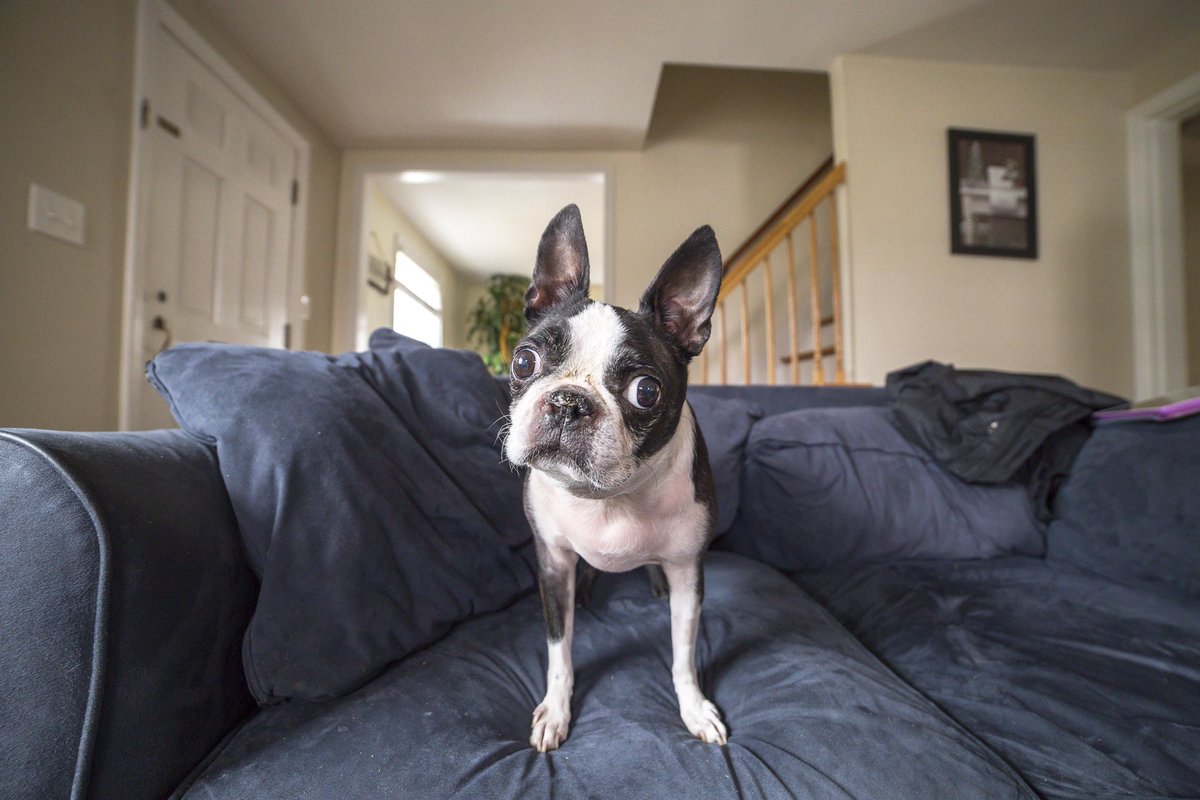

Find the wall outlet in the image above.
[{"left": 28, "top": 183, "right": 86, "bottom": 246}]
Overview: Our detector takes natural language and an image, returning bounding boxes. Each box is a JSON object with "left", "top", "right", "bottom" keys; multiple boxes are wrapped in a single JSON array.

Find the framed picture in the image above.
[{"left": 948, "top": 128, "right": 1037, "bottom": 259}]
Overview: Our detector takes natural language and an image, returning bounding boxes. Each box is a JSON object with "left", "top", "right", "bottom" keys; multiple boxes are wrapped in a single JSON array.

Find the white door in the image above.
[{"left": 129, "top": 22, "right": 299, "bottom": 430}]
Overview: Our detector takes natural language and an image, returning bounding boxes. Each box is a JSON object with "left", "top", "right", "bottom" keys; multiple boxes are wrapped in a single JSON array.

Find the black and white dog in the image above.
[{"left": 504, "top": 205, "right": 727, "bottom": 752}]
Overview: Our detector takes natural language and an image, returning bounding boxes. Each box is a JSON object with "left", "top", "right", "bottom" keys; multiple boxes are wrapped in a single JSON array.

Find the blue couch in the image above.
[{"left": 2, "top": 377, "right": 1197, "bottom": 800}]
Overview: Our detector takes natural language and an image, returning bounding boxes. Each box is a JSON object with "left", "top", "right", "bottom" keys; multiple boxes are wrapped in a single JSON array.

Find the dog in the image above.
[{"left": 504, "top": 204, "right": 727, "bottom": 752}]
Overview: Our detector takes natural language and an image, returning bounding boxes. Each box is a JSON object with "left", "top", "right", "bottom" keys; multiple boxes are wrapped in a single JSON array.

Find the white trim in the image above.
[
  {"left": 1126, "top": 70, "right": 1200, "bottom": 399},
  {"left": 120, "top": 0, "right": 310, "bottom": 429},
  {"left": 335, "top": 153, "right": 616, "bottom": 353},
  {"left": 829, "top": 56, "right": 856, "bottom": 383}
]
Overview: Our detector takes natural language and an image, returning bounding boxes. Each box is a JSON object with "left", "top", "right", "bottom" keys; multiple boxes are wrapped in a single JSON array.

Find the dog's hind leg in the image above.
[{"left": 576, "top": 562, "right": 597, "bottom": 607}]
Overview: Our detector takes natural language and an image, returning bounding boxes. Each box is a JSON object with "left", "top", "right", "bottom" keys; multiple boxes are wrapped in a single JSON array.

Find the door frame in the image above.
[
  {"left": 119, "top": 0, "right": 310, "bottom": 430},
  {"left": 333, "top": 152, "right": 616, "bottom": 353},
  {"left": 1127, "top": 70, "right": 1200, "bottom": 398}
]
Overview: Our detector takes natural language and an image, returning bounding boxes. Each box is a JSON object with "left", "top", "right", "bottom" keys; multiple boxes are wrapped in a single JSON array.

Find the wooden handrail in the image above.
[
  {"left": 717, "top": 162, "right": 846, "bottom": 303},
  {"left": 704, "top": 160, "right": 848, "bottom": 386},
  {"left": 721, "top": 156, "right": 834, "bottom": 270}
]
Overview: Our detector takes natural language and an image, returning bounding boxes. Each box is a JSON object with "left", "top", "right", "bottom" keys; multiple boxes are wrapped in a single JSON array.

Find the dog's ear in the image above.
[
  {"left": 526, "top": 205, "right": 590, "bottom": 323},
  {"left": 639, "top": 226, "right": 723, "bottom": 359}
]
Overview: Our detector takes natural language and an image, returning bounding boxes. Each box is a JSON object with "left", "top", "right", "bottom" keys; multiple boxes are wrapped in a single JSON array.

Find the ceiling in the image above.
[
  {"left": 189, "top": 0, "right": 1200, "bottom": 283},
  {"left": 192, "top": 0, "right": 1200, "bottom": 150},
  {"left": 372, "top": 170, "right": 607, "bottom": 283}
]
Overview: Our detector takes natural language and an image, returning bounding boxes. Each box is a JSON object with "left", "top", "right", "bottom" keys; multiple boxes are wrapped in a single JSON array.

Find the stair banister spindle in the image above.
[
  {"left": 763, "top": 254, "right": 776, "bottom": 385},
  {"left": 829, "top": 192, "right": 846, "bottom": 383},
  {"left": 740, "top": 282, "right": 750, "bottom": 384},
  {"left": 786, "top": 232, "right": 799, "bottom": 385},
  {"left": 807, "top": 213, "right": 824, "bottom": 386},
  {"left": 718, "top": 301, "right": 728, "bottom": 384}
]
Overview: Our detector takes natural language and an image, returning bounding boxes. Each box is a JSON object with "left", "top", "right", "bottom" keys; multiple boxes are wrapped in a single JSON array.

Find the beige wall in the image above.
[
  {"left": 0, "top": 1, "right": 339, "bottom": 431},
  {"left": 361, "top": 180, "right": 465, "bottom": 348},
  {"left": 338, "top": 67, "right": 832, "bottom": 351},
  {"left": 621, "top": 66, "right": 833, "bottom": 308},
  {"left": 0, "top": 0, "right": 137, "bottom": 430},
  {"left": 832, "top": 55, "right": 1134, "bottom": 396}
]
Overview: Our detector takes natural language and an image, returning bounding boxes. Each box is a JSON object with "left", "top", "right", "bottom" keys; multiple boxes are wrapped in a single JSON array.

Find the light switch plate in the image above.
[{"left": 28, "top": 183, "right": 86, "bottom": 246}]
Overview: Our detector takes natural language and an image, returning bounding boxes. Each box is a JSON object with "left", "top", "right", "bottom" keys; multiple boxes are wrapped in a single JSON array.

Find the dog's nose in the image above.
[{"left": 544, "top": 389, "right": 596, "bottom": 423}]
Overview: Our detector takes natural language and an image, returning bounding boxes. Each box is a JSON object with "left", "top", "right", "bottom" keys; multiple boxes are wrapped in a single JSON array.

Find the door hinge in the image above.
[
  {"left": 140, "top": 98, "right": 149, "bottom": 129},
  {"left": 156, "top": 115, "right": 181, "bottom": 138},
  {"left": 291, "top": 179, "right": 299, "bottom": 206}
]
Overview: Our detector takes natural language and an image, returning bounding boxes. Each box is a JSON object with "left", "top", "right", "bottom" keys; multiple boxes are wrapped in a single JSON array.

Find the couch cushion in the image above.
[
  {"left": 726, "top": 406, "right": 1043, "bottom": 571},
  {"left": 685, "top": 393, "right": 760, "bottom": 535},
  {"left": 148, "top": 330, "right": 536, "bottom": 704},
  {"left": 177, "top": 554, "right": 1033, "bottom": 800},
  {"left": 1048, "top": 414, "right": 1200, "bottom": 595},
  {"left": 799, "top": 558, "right": 1200, "bottom": 800}
]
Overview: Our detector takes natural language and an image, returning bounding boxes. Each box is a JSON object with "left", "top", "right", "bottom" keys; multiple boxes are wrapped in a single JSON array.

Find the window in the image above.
[{"left": 392, "top": 250, "right": 442, "bottom": 347}]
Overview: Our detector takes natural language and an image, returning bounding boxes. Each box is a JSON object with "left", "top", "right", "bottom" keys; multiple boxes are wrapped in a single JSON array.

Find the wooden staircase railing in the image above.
[{"left": 700, "top": 160, "right": 848, "bottom": 385}]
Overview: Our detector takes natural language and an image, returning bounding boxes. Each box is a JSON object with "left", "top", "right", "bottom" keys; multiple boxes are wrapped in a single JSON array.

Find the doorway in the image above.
[
  {"left": 1127, "top": 71, "right": 1200, "bottom": 399},
  {"left": 337, "top": 164, "right": 611, "bottom": 361},
  {"left": 1183, "top": 113, "right": 1200, "bottom": 386}
]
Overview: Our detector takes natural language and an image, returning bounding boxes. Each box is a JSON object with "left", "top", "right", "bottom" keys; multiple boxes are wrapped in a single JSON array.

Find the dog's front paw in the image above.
[
  {"left": 530, "top": 701, "right": 571, "bottom": 752},
  {"left": 681, "top": 697, "right": 727, "bottom": 745}
]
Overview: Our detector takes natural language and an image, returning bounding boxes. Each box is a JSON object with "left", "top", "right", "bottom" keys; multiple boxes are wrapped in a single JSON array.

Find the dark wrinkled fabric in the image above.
[
  {"left": 148, "top": 330, "right": 537, "bottom": 704},
  {"left": 684, "top": 393, "right": 761, "bottom": 534},
  {"left": 798, "top": 558, "right": 1200, "bottom": 800},
  {"left": 726, "top": 406, "right": 1043, "bottom": 571},
  {"left": 1048, "top": 414, "right": 1200, "bottom": 596},
  {"left": 1, "top": 429, "right": 256, "bottom": 800},
  {"left": 177, "top": 554, "right": 1033, "bottom": 800},
  {"left": 885, "top": 361, "right": 1124, "bottom": 518}
]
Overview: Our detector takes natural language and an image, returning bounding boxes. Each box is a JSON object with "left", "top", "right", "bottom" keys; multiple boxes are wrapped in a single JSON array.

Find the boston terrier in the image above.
[{"left": 504, "top": 204, "right": 727, "bottom": 752}]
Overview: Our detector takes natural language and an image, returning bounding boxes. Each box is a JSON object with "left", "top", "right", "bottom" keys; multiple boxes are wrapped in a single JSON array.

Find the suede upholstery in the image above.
[
  {"left": 729, "top": 406, "right": 1044, "bottom": 571},
  {"left": 0, "top": 429, "right": 255, "bottom": 800},
  {"left": 177, "top": 554, "right": 1033, "bottom": 800},
  {"left": 3, "top": 370, "right": 1197, "bottom": 800}
]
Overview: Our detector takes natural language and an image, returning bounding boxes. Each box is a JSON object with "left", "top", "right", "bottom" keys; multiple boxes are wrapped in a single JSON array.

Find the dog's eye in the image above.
[
  {"left": 624, "top": 375, "right": 661, "bottom": 410},
  {"left": 511, "top": 347, "right": 540, "bottom": 380}
]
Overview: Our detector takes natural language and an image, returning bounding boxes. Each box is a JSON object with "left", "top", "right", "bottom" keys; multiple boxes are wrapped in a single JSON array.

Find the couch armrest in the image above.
[{"left": 0, "top": 428, "right": 258, "bottom": 800}]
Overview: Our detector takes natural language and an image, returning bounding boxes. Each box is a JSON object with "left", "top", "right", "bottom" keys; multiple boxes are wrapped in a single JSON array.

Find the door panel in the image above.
[{"left": 131, "top": 23, "right": 298, "bottom": 430}]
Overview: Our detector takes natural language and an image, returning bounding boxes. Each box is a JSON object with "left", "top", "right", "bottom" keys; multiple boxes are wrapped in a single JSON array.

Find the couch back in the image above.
[{"left": 1047, "top": 414, "right": 1200, "bottom": 596}]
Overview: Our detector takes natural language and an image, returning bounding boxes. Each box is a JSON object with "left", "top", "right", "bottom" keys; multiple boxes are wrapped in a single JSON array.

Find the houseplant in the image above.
[{"left": 467, "top": 274, "right": 529, "bottom": 375}]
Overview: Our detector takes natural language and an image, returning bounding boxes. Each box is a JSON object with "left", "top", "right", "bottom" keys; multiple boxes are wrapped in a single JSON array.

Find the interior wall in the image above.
[
  {"left": 1183, "top": 116, "right": 1200, "bottom": 386},
  {"left": 337, "top": 66, "right": 832, "bottom": 352},
  {"left": 832, "top": 54, "right": 1134, "bottom": 396},
  {"left": 362, "top": 180, "right": 465, "bottom": 348},
  {"left": 0, "top": 0, "right": 340, "bottom": 431},
  {"left": 0, "top": 0, "right": 137, "bottom": 430}
]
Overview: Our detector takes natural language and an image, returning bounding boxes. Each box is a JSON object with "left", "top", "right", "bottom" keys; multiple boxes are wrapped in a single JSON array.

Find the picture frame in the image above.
[{"left": 948, "top": 128, "right": 1037, "bottom": 259}]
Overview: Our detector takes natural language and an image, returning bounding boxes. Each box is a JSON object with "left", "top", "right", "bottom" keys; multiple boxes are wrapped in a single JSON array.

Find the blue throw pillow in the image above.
[
  {"left": 728, "top": 406, "right": 1044, "bottom": 572},
  {"left": 685, "top": 393, "right": 760, "bottom": 535},
  {"left": 147, "top": 329, "right": 536, "bottom": 704}
]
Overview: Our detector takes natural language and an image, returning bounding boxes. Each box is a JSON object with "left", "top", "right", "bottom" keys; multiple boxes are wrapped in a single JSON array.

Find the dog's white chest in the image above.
[{"left": 525, "top": 417, "right": 708, "bottom": 573}]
